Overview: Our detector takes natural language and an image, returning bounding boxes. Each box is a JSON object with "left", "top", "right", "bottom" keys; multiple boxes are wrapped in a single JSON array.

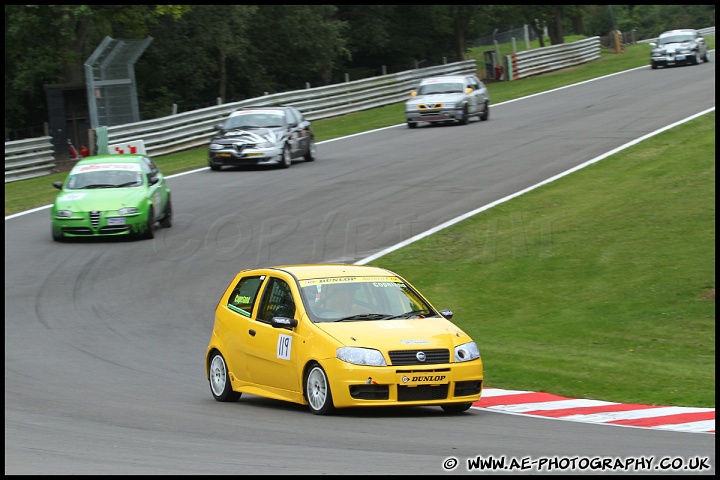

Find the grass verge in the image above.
[{"left": 371, "top": 113, "right": 715, "bottom": 407}]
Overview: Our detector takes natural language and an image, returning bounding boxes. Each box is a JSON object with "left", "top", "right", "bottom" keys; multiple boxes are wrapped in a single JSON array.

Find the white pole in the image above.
[{"left": 524, "top": 24, "right": 530, "bottom": 50}]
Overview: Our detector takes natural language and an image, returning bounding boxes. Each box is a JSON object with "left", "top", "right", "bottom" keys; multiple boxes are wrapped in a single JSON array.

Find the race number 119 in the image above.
[{"left": 277, "top": 334, "right": 292, "bottom": 360}]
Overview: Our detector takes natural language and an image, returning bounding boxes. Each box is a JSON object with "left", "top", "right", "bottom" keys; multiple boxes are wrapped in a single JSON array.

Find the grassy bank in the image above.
[{"left": 372, "top": 113, "right": 715, "bottom": 407}]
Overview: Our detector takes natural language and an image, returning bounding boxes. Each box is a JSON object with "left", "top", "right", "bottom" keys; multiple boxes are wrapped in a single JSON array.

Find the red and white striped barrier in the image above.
[{"left": 474, "top": 388, "right": 715, "bottom": 434}]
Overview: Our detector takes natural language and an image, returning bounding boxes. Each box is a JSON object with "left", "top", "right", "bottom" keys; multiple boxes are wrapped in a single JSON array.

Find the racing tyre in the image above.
[
  {"left": 305, "top": 363, "right": 335, "bottom": 415},
  {"left": 159, "top": 197, "right": 172, "bottom": 228},
  {"left": 703, "top": 53, "right": 710, "bottom": 63},
  {"left": 52, "top": 226, "right": 64, "bottom": 242},
  {"left": 209, "top": 163, "right": 221, "bottom": 171},
  {"left": 441, "top": 402, "right": 473, "bottom": 414},
  {"left": 651, "top": 63, "right": 658, "bottom": 69},
  {"left": 459, "top": 106, "right": 469, "bottom": 125},
  {"left": 692, "top": 54, "right": 700, "bottom": 65},
  {"left": 480, "top": 101, "right": 490, "bottom": 121},
  {"left": 407, "top": 122, "right": 417, "bottom": 129},
  {"left": 279, "top": 144, "right": 292, "bottom": 169},
  {"left": 208, "top": 351, "right": 241, "bottom": 402},
  {"left": 304, "top": 138, "right": 317, "bottom": 162},
  {"left": 142, "top": 209, "right": 155, "bottom": 240}
]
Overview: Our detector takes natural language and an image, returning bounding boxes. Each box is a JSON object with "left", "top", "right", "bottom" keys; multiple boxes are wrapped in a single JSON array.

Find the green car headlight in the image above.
[
  {"left": 118, "top": 207, "right": 139, "bottom": 215},
  {"left": 55, "top": 210, "right": 73, "bottom": 218},
  {"left": 337, "top": 347, "right": 387, "bottom": 366},
  {"left": 454, "top": 341, "right": 480, "bottom": 362}
]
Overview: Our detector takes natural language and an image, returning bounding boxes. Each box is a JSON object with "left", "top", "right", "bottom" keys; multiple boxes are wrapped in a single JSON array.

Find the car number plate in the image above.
[
  {"left": 675, "top": 55, "right": 685, "bottom": 61},
  {"left": 216, "top": 153, "right": 231, "bottom": 157},
  {"left": 107, "top": 217, "right": 126, "bottom": 225},
  {"left": 397, "top": 372, "right": 449, "bottom": 386}
]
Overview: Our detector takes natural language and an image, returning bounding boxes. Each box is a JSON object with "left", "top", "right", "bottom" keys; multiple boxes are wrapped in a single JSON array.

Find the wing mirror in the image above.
[{"left": 271, "top": 317, "right": 298, "bottom": 330}]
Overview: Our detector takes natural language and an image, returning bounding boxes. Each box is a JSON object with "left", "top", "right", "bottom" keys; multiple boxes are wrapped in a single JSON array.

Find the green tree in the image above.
[
  {"left": 490, "top": 5, "right": 553, "bottom": 47},
  {"left": 5, "top": 4, "right": 716, "bottom": 138},
  {"left": 336, "top": 5, "right": 423, "bottom": 78},
  {"left": 612, "top": 5, "right": 715, "bottom": 40},
  {"left": 448, "top": 5, "right": 485, "bottom": 60},
  {"left": 5, "top": 5, "right": 182, "bottom": 136},
  {"left": 185, "top": 6, "right": 256, "bottom": 103},
  {"left": 337, "top": 5, "right": 471, "bottom": 76},
  {"left": 243, "top": 5, "right": 349, "bottom": 91},
  {"left": 135, "top": 5, "right": 256, "bottom": 118}
]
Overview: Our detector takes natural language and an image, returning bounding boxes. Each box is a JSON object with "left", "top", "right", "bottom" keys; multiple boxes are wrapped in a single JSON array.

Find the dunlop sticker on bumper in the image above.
[{"left": 398, "top": 373, "right": 448, "bottom": 386}]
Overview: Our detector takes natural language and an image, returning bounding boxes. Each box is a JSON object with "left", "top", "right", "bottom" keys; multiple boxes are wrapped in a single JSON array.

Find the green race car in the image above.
[{"left": 51, "top": 154, "right": 172, "bottom": 241}]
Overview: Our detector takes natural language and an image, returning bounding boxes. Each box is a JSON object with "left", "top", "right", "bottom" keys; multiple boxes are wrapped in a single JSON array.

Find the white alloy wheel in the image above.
[
  {"left": 305, "top": 364, "right": 334, "bottom": 415},
  {"left": 209, "top": 352, "right": 240, "bottom": 402}
]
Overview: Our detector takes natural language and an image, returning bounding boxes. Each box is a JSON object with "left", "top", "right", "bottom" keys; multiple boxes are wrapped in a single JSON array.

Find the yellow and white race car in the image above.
[{"left": 206, "top": 263, "right": 483, "bottom": 415}]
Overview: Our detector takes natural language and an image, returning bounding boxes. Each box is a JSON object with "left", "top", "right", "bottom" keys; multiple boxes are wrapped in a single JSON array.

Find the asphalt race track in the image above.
[{"left": 5, "top": 54, "right": 715, "bottom": 475}]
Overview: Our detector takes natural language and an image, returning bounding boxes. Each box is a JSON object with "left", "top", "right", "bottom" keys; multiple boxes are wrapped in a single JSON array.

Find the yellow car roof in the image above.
[{"left": 267, "top": 264, "right": 398, "bottom": 281}]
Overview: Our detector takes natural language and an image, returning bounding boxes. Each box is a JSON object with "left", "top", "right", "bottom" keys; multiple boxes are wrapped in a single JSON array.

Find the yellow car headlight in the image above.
[
  {"left": 454, "top": 341, "right": 480, "bottom": 362},
  {"left": 337, "top": 347, "right": 387, "bottom": 366}
]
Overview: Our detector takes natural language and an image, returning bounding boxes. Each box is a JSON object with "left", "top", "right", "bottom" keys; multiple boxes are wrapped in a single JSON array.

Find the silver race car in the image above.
[
  {"left": 405, "top": 75, "right": 490, "bottom": 128},
  {"left": 208, "top": 106, "right": 316, "bottom": 170}
]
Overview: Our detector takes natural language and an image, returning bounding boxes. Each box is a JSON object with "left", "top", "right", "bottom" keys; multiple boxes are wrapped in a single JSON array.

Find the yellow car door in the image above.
[
  {"left": 244, "top": 276, "right": 302, "bottom": 393},
  {"left": 213, "top": 274, "right": 267, "bottom": 384}
]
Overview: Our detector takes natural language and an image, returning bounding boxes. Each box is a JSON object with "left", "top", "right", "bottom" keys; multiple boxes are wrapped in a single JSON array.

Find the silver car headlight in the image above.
[
  {"left": 255, "top": 141, "right": 274, "bottom": 149},
  {"left": 118, "top": 207, "right": 139, "bottom": 215},
  {"left": 444, "top": 102, "right": 456, "bottom": 109},
  {"left": 337, "top": 347, "right": 387, "bottom": 366},
  {"left": 454, "top": 341, "right": 480, "bottom": 362},
  {"left": 209, "top": 143, "right": 224, "bottom": 151},
  {"left": 55, "top": 210, "right": 73, "bottom": 218}
]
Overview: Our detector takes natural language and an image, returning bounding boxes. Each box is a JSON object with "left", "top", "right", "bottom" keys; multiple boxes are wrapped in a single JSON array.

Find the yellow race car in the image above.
[{"left": 206, "top": 264, "right": 483, "bottom": 415}]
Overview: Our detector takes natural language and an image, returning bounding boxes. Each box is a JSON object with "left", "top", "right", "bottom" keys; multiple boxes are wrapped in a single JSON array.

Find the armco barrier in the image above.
[
  {"left": 503, "top": 27, "right": 714, "bottom": 80},
  {"left": 506, "top": 37, "right": 601, "bottom": 80},
  {"left": 97, "top": 60, "right": 477, "bottom": 159},
  {"left": 4, "top": 137, "right": 56, "bottom": 183},
  {"left": 4, "top": 60, "right": 477, "bottom": 182}
]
